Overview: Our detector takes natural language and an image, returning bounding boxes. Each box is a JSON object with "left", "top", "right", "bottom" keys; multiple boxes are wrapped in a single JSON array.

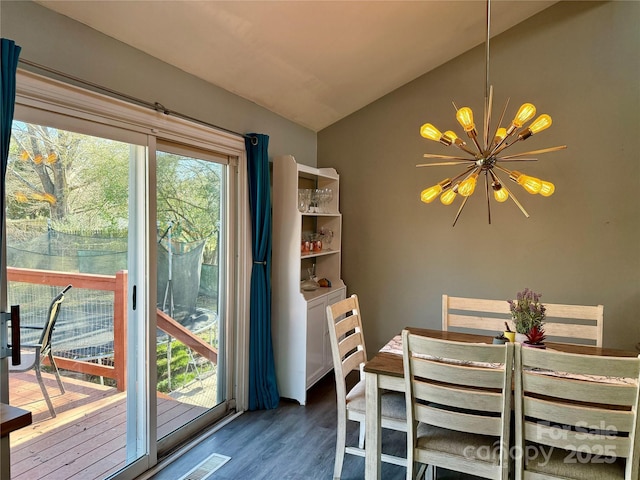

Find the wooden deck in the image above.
[{"left": 9, "top": 371, "right": 208, "bottom": 480}]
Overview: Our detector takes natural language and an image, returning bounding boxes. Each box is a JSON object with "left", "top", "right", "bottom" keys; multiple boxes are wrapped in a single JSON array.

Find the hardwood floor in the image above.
[{"left": 145, "top": 373, "right": 480, "bottom": 480}]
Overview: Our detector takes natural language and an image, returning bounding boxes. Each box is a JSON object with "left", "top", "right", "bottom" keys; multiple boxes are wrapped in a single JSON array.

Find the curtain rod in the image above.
[{"left": 18, "top": 58, "right": 257, "bottom": 144}]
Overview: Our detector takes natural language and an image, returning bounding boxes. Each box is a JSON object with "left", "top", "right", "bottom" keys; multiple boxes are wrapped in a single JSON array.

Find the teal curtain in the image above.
[
  {"left": 1, "top": 38, "right": 21, "bottom": 244},
  {"left": 245, "top": 133, "right": 279, "bottom": 410}
]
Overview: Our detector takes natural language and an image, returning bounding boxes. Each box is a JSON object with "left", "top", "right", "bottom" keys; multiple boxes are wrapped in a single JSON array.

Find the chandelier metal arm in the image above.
[
  {"left": 421, "top": 153, "right": 476, "bottom": 161},
  {"left": 454, "top": 141, "right": 480, "bottom": 157},
  {"left": 497, "top": 158, "right": 539, "bottom": 163},
  {"left": 416, "top": 161, "right": 474, "bottom": 167},
  {"left": 493, "top": 170, "right": 530, "bottom": 218},
  {"left": 452, "top": 166, "right": 477, "bottom": 184},
  {"left": 485, "top": 171, "right": 492, "bottom": 224},
  {"left": 504, "top": 184, "right": 530, "bottom": 218},
  {"left": 499, "top": 145, "right": 567, "bottom": 159},
  {"left": 488, "top": 97, "right": 510, "bottom": 151},
  {"left": 493, "top": 164, "right": 513, "bottom": 177},
  {"left": 452, "top": 195, "right": 470, "bottom": 227}
]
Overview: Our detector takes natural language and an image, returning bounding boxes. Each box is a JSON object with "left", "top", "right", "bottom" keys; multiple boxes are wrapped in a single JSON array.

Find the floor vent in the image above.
[{"left": 178, "top": 453, "right": 231, "bottom": 480}]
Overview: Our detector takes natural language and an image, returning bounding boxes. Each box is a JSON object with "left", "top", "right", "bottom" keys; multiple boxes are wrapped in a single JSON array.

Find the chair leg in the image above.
[
  {"left": 48, "top": 351, "right": 65, "bottom": 394},
  {"left": 358, "top": 420, "right": 365, "bottom": 449},
  {"left": 333, "top": 410, "right": 347, "bottom": 479},
  {"left": 35, "top": 364, "right": 57, "bottom": 418},
  {"left": 425, "top": 464, "right": 436, "bottom": 480}
]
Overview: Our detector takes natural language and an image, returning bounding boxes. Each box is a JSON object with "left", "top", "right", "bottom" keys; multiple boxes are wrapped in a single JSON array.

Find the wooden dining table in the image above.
[{"left": 362, "top": 327, "right": 639, "bottom": 480}]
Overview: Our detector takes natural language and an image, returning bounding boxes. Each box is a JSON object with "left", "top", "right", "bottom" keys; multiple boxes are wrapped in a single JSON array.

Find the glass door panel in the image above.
[
  {"left": 155, "top": 148, "right": 226, "bottom": 442},
  {"left": 3, "top": 121, "right": 148, "bottom": 479}
]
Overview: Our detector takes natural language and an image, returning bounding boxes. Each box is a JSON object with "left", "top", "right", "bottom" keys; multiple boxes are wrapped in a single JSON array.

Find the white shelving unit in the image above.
[{"left": 272, "top": 155, "right": 346, "bottom": 405}]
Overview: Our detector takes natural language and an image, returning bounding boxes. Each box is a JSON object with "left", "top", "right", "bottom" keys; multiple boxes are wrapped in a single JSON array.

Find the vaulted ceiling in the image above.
[{"left": 36, "top": 1, "right": 556, "bottom": 132}]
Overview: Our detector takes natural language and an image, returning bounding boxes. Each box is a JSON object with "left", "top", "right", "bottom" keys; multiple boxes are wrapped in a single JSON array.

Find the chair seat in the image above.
[
  {"left": 416, "top": 423, "right": 500, "bottom": 466},
  {"left": 525, "top": 444, "right": 626, "bottom": 480},
  {"left": 345, "top": 379, "right": 406, "bottom": 420}
]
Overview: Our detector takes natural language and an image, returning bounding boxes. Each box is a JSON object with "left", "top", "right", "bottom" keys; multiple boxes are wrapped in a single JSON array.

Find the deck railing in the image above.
[
  {"left": 8, "top": 267, "right": 218, "bottom": 392},
  {"left": 8, "top": 267, "right": 128, "bottom": 390}
]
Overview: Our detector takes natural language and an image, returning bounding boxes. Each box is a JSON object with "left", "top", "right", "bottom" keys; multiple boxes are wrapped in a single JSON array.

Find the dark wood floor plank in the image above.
[{"left": 145, "top": 373, "right": 484, "bottom": 480}]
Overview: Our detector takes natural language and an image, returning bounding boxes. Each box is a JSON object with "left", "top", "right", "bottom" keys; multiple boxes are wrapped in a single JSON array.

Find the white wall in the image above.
[
  {"left": 319, "top": 1, "right": 640, "bottom": 351},
  {"left": 0, "top": 0, "right": 318, "bottom": 166}
]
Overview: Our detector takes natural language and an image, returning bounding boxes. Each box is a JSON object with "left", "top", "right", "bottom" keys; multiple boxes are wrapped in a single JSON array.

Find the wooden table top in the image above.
[
  {"left": 363, "top": 327, "right": 639, "bottom": 378},
  {"left": 1, "top": 403, "right": 32, "bottom": 437}
]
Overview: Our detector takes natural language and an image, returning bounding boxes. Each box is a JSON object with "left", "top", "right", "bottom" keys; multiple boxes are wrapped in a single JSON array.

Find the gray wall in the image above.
[
  {"left": 3, "top": 1, "right": 639, "bottom": 351},
  {"left": 318, "top": 1, "right": 640, "bottom": 351},
  {"left": 0, "top": 0, "right": 318, "bottom": 166}
]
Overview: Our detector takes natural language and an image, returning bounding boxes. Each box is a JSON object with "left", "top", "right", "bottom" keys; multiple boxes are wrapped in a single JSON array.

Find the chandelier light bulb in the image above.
[
  {"left": 420, "top": 123, "right": 443, "bottom": 142},
  {"left": 420, "top": 184, "right": 443, "bottom": 204},
  {"left": 518, "top": 114, "right": 552, "bottom": 140},
  {"left": 458, "top": 173, "right": 478, "bottom": 197},
  {"left": 443, "top": 130, "right": 460, "bottom": 143},
  {"left": 420, "top": 178, "right": 451, "bottom": 203},
  {"left": 440, "top": 188, "right": 457, "bottom": 205},
  {"left": 510, "top": 171, "right": 542, "bottom": 195},
  {"left": 511, "top": 103, "right": 536, "bottom": 128},
  {"left": 494, "top": 187, "right": 509, "bottom": 203},
  {"left": 539, "top": 180, "right": 555, "bottom": 197},
  {"left": 456, "top": 107, "right": 476, "bottom": 133},
  {"left": 493, "top": 127, "right": 507, "bottom": 144},
  {"left": 492, "top": 181, "right": 509, "bottom": 202},
  {"left": 528, "top": 114, "right": 552, "bottom": 135}
]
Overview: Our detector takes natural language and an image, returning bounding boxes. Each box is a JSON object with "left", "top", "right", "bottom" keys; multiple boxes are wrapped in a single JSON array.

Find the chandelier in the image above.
[{"left": 418, "top": 1, "right": 565, "bottom": 226}]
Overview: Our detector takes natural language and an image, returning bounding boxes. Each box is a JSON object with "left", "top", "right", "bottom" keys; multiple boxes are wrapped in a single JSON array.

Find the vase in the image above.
[
  {"left": 515, "top": 333, "right": 528, "bottom": 343},
  {"left": 523, "top": 341, "right": 547, "bottom": 349}
]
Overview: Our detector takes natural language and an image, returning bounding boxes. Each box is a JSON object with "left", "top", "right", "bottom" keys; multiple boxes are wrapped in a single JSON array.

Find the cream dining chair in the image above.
[
  {"left": 402, "top": 328, "right": 514, "bottom": 480},
  {"left": 326, "top": 294, "right": 406, "bottom": 479},
  {"left": 442, "top": 294, "right": 604, "bottom": 346},
  {"left": 514, "top": 343, "right": 640, "bottom": 480}
]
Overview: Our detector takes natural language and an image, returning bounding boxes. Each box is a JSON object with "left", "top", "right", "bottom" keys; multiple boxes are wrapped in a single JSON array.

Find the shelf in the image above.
[
  {"left": 300, "top": 212, "right": 340, "bottom": 217},
  {"left": 301, "top": 282, "right": 346, "bottom": 301},
  {"left": 301, "top": 248, "right": 339, "bottom": 259}
]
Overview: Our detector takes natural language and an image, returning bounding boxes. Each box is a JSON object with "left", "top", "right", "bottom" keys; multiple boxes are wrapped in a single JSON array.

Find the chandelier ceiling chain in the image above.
[{"left": 417, "top": 0, "right": 566, "bottom": 226}]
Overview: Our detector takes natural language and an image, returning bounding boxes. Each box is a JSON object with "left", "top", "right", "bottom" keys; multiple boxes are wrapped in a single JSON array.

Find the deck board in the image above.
[{"left": 9, "top": 371, "right": 208, "bottom": 479}]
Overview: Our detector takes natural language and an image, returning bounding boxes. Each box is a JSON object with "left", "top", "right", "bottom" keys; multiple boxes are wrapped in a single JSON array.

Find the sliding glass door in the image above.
[
  {"left": 3, "top": 119, "right": 150, "bottom": 479},
  {"left": 154, "top": 143, "right": 233, "bottom": 448},
  {"left": 0, "top": 70, "right": 246, "bottom": 479}
]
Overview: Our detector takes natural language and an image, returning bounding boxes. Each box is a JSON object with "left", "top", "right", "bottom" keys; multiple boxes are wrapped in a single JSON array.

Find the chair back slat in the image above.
[
  {"left": 416, "top": 403, "right": 503, "bottom": 437},
  {"left": 443, "top": 294, "right": 604, "bottom": 346},
  {"left": 524, "top": 396, "right": 636, "bottom": 433},
  {"left": 338, "top": 332, "right": 362, "bottom": 358},
  {"left": 522, "top": 371, "right": 638, "bottom": 406},
  {"left": 341, "top": 349, "right": 366, "bottom": 379},
  {"left": 414, "top": 381, "right": 504, "bottom": 413},
  {"left": 522, "top": 345, "right": 639, "bottom": 378},
  {"left": 412, "top": 357, "right": 506, "bottom": 389},
  {"left": 524, "top": 421, "right": 632, "bottom": 455},
  {"left": 335, "top": 314, "right": 360, "bottom": 339}
]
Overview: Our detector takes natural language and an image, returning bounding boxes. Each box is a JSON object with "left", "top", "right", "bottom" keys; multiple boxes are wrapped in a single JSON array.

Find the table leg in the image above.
[{"left": 365, "top": 371, "right": 381, "bottom": 480}]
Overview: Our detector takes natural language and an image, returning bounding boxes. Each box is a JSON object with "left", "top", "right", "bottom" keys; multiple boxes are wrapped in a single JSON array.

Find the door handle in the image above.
[{"left": 11, "top": 305, "right": 20, "bottom": 366}]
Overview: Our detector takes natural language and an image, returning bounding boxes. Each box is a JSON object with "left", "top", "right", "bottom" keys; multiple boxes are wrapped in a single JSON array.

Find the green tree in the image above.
[
  {"left": 157, "top": 152, "right": 222, "bottom": 263},
  {"left": 8, "top": 121, "right": 129, "bottom": 230}
]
